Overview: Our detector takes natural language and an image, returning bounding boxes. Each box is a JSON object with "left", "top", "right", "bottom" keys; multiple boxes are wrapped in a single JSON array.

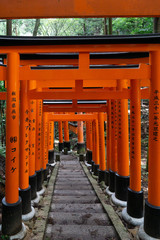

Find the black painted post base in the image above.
[
  {"left": 115, "top": 173, "right": 130, "bottom": 201},
  {"left": 29, "top": 173, "right": 37, "bottom": 200},
  {"left": 19, "top": 186, "right": 31, "bottom": 215},
  {"left": 79, "top": 154, "right": 84, "bottom": 162},
  {"left": 58, "top": 142, "right": 64, "bottom": 152},
  {"left": 43, "top": 168, "right": 48, "bottom": 181},
  {"left": 48, "top": 149, "right": 54, "bottom": 164},
  {"left": 109, "top": 170, "right": 116, "bottom": 193},
  {"left": 93, "top": 164, "right": 99, "bottom": 176},
  {"left": 98, "top": 169, "right": 105, "bottom": 183},
  {"left": 144, "top": 200, "right": 160, "bottom": 238},
  {"left": 64, "top": 141, "right": 71, "bottom": 151},
  {"left": 105, "top": 170, "right": 109, "bottom": 186},
  {"left": 91, "top": 160, "right": 95, "bottom": 172},
  {"left": 127, "top": 188, "right": 143, "bottom": 218},
  {"left": 36, "top": 169, "right": 43, "bottom": 191},
  {"left": 2, "top": 197, "right": 22, "bottom": 235},
  {"left": 87, "top": 150, "right": 92, "bottom": 164},
  {"left": 77, "top": 142, "right": 86, "bottom": 154}
]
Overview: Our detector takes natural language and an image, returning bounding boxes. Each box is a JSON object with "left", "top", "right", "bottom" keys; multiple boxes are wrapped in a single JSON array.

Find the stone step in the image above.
[
  {"left": 45, "top": 224, "right": 117, "bottom": 240},
  {"left": 52, "top": 195, "right": 99, "bottom": 204},
  {"left": 50, "top": 203, "right": 104, "bottom": 213},
  {"left": 48, "top": 212, "right": 111, "bottom": 226},
  {"left": 55, "top": 180, "right": 90, "bottom": 185},
  {"left": 54, "top": 189, "right": 96, "bottom": 196},
  {"left": 54, "top": 184, "right": 93, "bottom": 190}
]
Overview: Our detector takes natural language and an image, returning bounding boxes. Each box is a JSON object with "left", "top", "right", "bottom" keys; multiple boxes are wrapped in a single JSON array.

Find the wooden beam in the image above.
[{"left": 0, "top": 0, "right": 160, "bottom": 18}]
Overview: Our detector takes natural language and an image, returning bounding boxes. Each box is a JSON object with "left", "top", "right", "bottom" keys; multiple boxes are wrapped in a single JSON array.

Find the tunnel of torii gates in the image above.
[{"left": 0, "top": 34, "right": 160, "bottom": 240}]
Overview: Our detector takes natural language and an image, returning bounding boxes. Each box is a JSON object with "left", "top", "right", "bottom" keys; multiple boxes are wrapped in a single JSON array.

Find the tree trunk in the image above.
[
  {"left": 103, "top": 18, "right": 108, "bottom": 35},
  {"left": 108, "top": 18, "right": 112, "bottom": 35},
  {"left": 33, "top": 19, "right": 40, "bottom": 36},
  {"left": 154, "top": 17, "right": 160, "bottom": 33},
  {"left": 6, "top": 19, "right": 12, "bottom": 36}
]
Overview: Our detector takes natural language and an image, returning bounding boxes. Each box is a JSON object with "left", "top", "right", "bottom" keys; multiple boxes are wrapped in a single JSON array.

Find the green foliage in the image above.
[
  {"left": 112, "top": 17, "right": 153, "bottom": 35},
  {"left": 0, "top": 17, "right": 154, "bottom": 36},
  {"left": 1, "top": 235, "right": 9, "bottom": 240}
]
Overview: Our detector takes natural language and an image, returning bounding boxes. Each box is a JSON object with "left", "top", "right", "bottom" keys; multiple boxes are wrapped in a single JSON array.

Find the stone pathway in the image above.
[{"left": 44, "top": 154, "right": 118, "bottom": 240}]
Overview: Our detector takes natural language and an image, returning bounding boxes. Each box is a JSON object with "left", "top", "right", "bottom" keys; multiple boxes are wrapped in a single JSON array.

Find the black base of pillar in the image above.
[
  {"left": 29, "top": 173, "right": 37, "bottom": 200},
  {"left": 19, "top": 186, "right": 31, "bottom": 215},
  {"left": 127, "top": 188, "right": 143, "bottom": 218},
  {"left": 48, "top": 149, "right": 54, "bottom": 164},
  {"left": 43, "top": 168, "right": 48, "bottom": 181},
  {"left": 77, "top": 142, "right": 85, "bottom": 154},
  {"left": 79, "top": 154, "right": 84, "bottom": 162},
  {"left": 98, "top": 169, "right": 105, "bottom": 183},
  {"left": 36, "top": 169, "right": 43, "bottom": 191},
  {"left": 109, "top": 170, "right": 116, "bottom": 193},
  {"left": 64, "top": 141, "right": 71, "bottom": 151},
  {"left": 93, "top": 164, "right": 99, "bottom": 176},
  {"left": 86, "top": 150, "right": 92, "bottom": 164},
  {"left": 2, "top": 197, "right": 22, "bottom": 235},
  {"left": 91, "top": 160, "right": 95, "bottom": 172},
  {"left": 58, "top": 142, "right": 64, "bottom": 152},
  {"left": 105, "top": 170, "right": 109, "bottom": 186},
  {"left": 144, "top": 200, "right": 160, "bottom": 238},
  {"left": 115, "top": 173, "right": 130, "bottom": 201}
]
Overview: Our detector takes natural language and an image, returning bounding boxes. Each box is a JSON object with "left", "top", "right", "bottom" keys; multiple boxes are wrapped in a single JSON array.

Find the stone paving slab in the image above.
[
  {"left": 54, "top": 184, "right": 93, "bottom": 190},
  {"left": 50, "top": 203, "right": 104, "bottom": 213},
  {"left": 53, "top": 189, "right": 96, "bottom": 196},
  {"left": 52, "top": 195, "right": 99, "bottom": 204},
  {"left": 45, "top": 224, "right": 117, "bottom": 240},
  {"left": 48, "top": 212, "right": 111, "bottom": 226}
]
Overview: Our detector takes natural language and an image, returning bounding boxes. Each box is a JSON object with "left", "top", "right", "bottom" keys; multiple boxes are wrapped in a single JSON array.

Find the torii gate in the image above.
[{"left": 0, "top": 33, "right": 159, "bottom": 240}]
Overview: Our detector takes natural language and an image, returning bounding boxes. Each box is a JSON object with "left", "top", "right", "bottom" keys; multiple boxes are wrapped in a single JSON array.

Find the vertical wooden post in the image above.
[
  {"left": 64, "top": 120, "right": 70, "bottom": 151},
  {"left": 35, "top": 99, "right": 43, "bottom": 192},
  {"left": 2, "top": 52, "right": 22, "bottom": 235},
  {"left": 92, "top": 119, "right": 100, "bottom": 176},
  {"left": 108, "top": 99, "right": 118, "bottom": 193},
  {"left": 77, "top": 113, "right": 85, "bottom": 154},
  {"left": 19, "top": 80, "right": 35, "bottom": 220},
  {"left": 87, "top": 120, "right": 93, "bottom": 164},
  {"left": 43, "top": 112, "right": 48, "bottom": 180},
  {"left": 112, "top": 79, "right": 129, "bottom": 206},
  {"left": 141, "top": 51, "right": 160, "bottom": 239},
  {"left": 58, "top": 121, "right": 63, "bottom": 151},
  {"left": 122, "top": 79, "right": 143, "bottom": 225},
  {"left": 105, "top": 104, "right": 111, "bottom": 186},
  {"left": 98, "top": 112, "right": 106, "bottom": 182},
  {"left": 29, "top": 94, "right": 37, "bottom": 201},
  {"left": 48, "top": 121, "right": 54, "bottom": 164}
]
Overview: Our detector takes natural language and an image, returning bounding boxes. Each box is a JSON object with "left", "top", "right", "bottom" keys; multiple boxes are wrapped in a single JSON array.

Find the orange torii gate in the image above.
[{"left": 0, "top": 34, "right": 159, "bottom": 239}]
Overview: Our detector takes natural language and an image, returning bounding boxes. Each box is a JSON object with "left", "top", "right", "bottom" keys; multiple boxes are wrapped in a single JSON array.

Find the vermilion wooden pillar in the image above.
[
  {"left": 139, "top": 51, "right": 160, "bottom": 239},
  {"left": 48, "top": 121, "right": 54, "bottom": 164},
  {"left": 108, "top": 99, "right": 118, "bottom": 193},
  {"left": 43, "top": 112, "right": 48, "bottom": 180},
  {"left": 35, "top": 99, "right": 43, "bottom": 192},
  {"left": 92, "top": 119, "right": 100, "bottom": 176},
  {"left": 77, "top": 114, "right": 85, "bottom": 154},
  {"left": 2, "top": 53, "right": 22, "bottom": 236},
  {"left": 19, "top": 80, "right": 35, "bottom": 220},
  {"left": 111, "top": 80, "right": 129, "bottom": 206},
  {"left": 29, "top": 96, "right": 38, "bottom": 201},
  {"left": 105, "top": 106, "right": 111, "bottom": 186},
  {"left": 58, "top": 121, "right": 64, "bottom": 151},
  {"left": 98, "top": 112, "right": 106, "bottom": 182},
  {"left": 122, "top": 79, "right": 143, "bottom": 226},
  {"left": 64, "top": 120, "right": 70, "bottom": 151},
  {"left": 86, "top": 120, "right": 93, "bottom": 164}
]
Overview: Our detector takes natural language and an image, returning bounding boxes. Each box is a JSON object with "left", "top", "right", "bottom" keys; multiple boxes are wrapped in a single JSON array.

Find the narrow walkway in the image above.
[{"left": 44, "top": 154, "right": 118, "bottom": 240}]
